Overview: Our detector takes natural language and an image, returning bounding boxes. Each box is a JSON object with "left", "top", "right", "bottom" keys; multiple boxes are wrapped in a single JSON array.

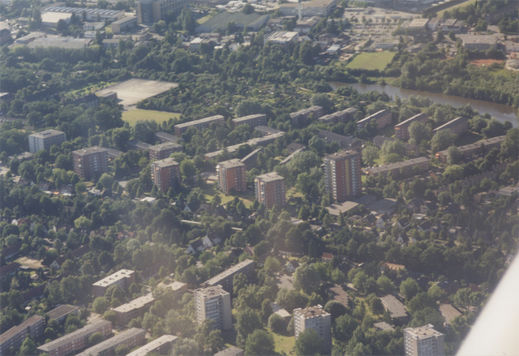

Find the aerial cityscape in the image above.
[{"left": 0, "top": 0, "right": 518, "bottom": 355}]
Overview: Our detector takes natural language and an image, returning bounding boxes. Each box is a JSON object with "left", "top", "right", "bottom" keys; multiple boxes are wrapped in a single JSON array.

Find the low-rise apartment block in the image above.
[
  {"left": 112, "top": 293, "right": 155, "bottom": 326},
  {"left": 404, "top": 324, "right": 445, "bottom": 356},
  {"left": 293, "top": 305, "right": 331, "bottom": 352},
  {"left": 194, "top": 285, "right": 232, "bottom": 330},
  {"left": 28, "top": 129, "right": 66, "bottom": 153},
  {"left": 46, "top": 305, "right": 80, "bottom": 324},
  {"left": 0, "top": 315, "right": 44, "bottom": 356},
  {"left": 204, "top": 259, "right": 255, "bottom": 292},
  {"left": 92, "top": 269, "right": 135, "bottom": 297},
  {"left": 72, "top": 146, "right": 109, "bottom": 181},
  {"left": 111, "top": 16, "right": 137, "bottom": 34},
  {"left": 126, "top": 335, "right": 178, "bottom": 356},
  {"left": 318, "top": 107, "right": 358, "bottom": 124},
  {"left": 433, "top": 116, "right": 468, "bottom": 137},
  {"left": 174, "top": 115, "right": 225, "bottom": 136},
  {"left": 76, "top": 327, "right": 145, "bottom": 356},
  {"left": 254, "top": 172, "right": 286, "bottom": 208},
  {"left": 381, "top": 295, "right": 408, "bottom": 324},
  {"left": 365, "top": 157, "right": 430, "bottom": 178},
  {"left": 395, "top": 113, "right": 428, "bottom": 141},
  {"left": 151, "top": 158, "right": 180, "bottom": 193},
  {"left": 216, "top": 159, "right": 247, "bottom": 194},
  {"left": 357, "top": 109, "right": 392, "bottom": 130},
  {"left": 232, "top": 114, "right": 267, "bottom": 128},
  {"left": 435, "top": 135, "right": 505, "bottom": 162},
  {"left": 37, "top": 319, "right": 112, "bottom": 356},
  {"left": 148, "top": 142, "right": 182, "bottom": 161},
  {"left": 290, "top": 106, "right": 323, "bottom": 127}
]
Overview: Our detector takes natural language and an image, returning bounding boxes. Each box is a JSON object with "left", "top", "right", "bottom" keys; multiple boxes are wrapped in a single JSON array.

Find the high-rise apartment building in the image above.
[
  {"left": 404, "top": 324, "right": 445, "bottom": 356},
  {"left": 28, "top": 129, "right": 66, "bottom": 153},
  {"left": 194, "top": 285, "right": 232, "bottom": 331},
  {"left": 323, "top": 150, "right": 361, "bottom": 202},
  {"left": 293, "top": 305, "right": 331, "bottom": 352},
  {"left": 254, "top": 172, "right": 286, "bottom": 208},
  {"left": 151, "top": 157, "right": 180, "bottom": 193},
  {"left": 216, "top": 159, "right": 247, "bottom": 194},
  {"left": 72, "top": 146, "right": 108, "bottom": 181},
  {"left": 137, "top": 0, "right": 187, "bottom": 25}
]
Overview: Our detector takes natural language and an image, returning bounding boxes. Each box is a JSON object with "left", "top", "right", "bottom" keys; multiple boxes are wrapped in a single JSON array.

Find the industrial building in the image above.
[
  {"left": 72, "top": 146, "right": 109, "bottom": 181},
  {"left": 203, "top": 259, "right": 255, "bottom": 292},
  {"left": 151, "top": 157, "right": 180, "bottom": 193},
  {"left": 174, "top": 115, "right": 225, "bottom": 136},
  {"left": 323, "top": 150, "right": 362, "bottom": 202},
  {"left": 111, "top": 16, "right": 137, "bottom": 34},
  {"left": 254, "top": 172, "right": 286, "bottom": 208},
  {"left": 137, "top": 0, "right": 188, "bottom": 24},
  {"left": 194, "top": 286, "right": 232, "bottom": 330},
  {"left": 42, "top": 6, "right": 123, "bottom": 22},
  {"left": 28, "top": 129, "right": 66, "bottom": 153},
  {"left": 0, "top": 315, "right": 44, "bottom": 356},
  {"left": 92, "top": 269, "right": 135, "bottom": 297},
  {"left": 37, "top": 320, "right": 112, "bottom": 356},
  {"left": 404, "top": 324, "right": 445, "bottom": 356},
  {"left": 76, "top": 328, "right": 145, "bottom": 356},
  {"left": 293, "top": 305, "right": 331, "bottom": 352},
  {"left": 216, "top": 159, "right": 247, "bottom": 194}
]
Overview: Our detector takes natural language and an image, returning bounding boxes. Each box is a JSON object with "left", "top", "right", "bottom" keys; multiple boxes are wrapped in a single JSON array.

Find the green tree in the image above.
[
  {"left": 400, "top": 278, "right": 420, "bottom": 300},
  {"left": 295, "top": 329, "right": 325, "bottom": 356},
  {"left": 268, "top": 313, "right": 286, "bottom": 334},
  {"left": 236, "top": 309, "right": 262, "bottom": 346},
  {"left": 19, "top": 337, "right": 36, "bottom": 355},
  {"left": 245, "top": 329, "right": 275, "bottom": 355},
  {"left": 431, "top": 130, "right": 455, "bottom": 152},
  {"left": 92, "top": 297, "right": 109, "bottom": 313}
]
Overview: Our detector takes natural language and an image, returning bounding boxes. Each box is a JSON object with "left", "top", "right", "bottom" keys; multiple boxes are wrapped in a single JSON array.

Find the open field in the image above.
[
  {"left": 201, "top": 183, "right": 254, "bottom": 208},
  {"left": 270, "top": 330, "right": 295, "bottom": 355},
  {"left": 16, "top": 257, "right": 44, "bottom": 269},
  {"left": 122, "top": 108, "right": 181, "bottom": 126},
  {"left": 346, "top": 51, "right": 396, "bottom": 71},
  {"left": 96, "top": 79, "right": 178, "bottom": 107},
  {"left": 437, "top": 0, "right": 477, "bottom": 16},
  {"left": 470, "top": 59, "right": 505, "bottom": 67}
]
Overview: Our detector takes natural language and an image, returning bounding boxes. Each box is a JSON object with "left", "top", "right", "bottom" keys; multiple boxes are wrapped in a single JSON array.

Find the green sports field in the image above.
[
  {"left": 346, "top": 51, "right": 396, "bottom": 71},
  {"left": 122, "top": 108, "right": 181, "bottom": 126}
]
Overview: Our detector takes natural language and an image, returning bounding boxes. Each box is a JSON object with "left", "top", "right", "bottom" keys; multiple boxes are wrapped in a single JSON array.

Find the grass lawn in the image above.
[
  {"left": 437, "top": 0, "right": 476, "bottom": 16},
  {"left": 122, "top": 108, "right": 181, "bottom": 126},
  {"left": 270, "top": 330, "right": 296, "bottom": 355},
  {"left": 197, "top": 14, "right": 213, "bottom": 24},
  {"left": 201, "top": 183, "right": 255, "bottom": 208},
  {"left": 346, "top": 52, "right": 396, "bottom": 71},
  {"left": 286, "top": 186, "right": 304, "bottom": 199}
]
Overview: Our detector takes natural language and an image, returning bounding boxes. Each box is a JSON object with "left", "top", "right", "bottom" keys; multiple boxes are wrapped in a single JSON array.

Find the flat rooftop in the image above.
[
  {"left": 46, "top": 304, "right": 79, "bottom": 321},
  {"left": 405, "top": 324, "right": 443, "bottom": 339},
  {"left": 294, "top": 305, "right": 330, "bottom": 319},
  {"left": 433, "top": 116, "right": 466, "bottom": 131},
  {"left": 149, "top": 142, "right": 182, "bottom": 151},
  {"left": 93, "top": 269, "right": 134, "bottom": 288},
  {"left": 96, "top": 79, "right": 178, "bottom": 108},
  {"left": 126, "top": 335, "right": 178, "bottom": 356},
  {"left": 30, "top": 129, "right": 65, "bottom": 138},
  {"left": 205, "top": 259, "right": 254, "bottom": 285},
  {"left": 72, "top": 146, "right": 108, "bottom": 157},
  {"left": 76, "top": 328, "right": 145, "bottom": 356},
  {"left": 38, "top": 320, "right": 112, "bottom": 352},
  {"left": 0, "top": 315, "right": 44, "bottom": 344},
  {"left": 174, "top": 115, "right": 225, "bottom": 129},
  {"left": 232, "top": 113, "right": 266, "bottom": 123},
  {"left": 381, "top": 295, "right": 407, "bottom": 318},
  {"left": 255, "top": 171, "right": 284, "bottom": 183},
  {"left": 152, "top": 157, "right": 179, "bottom": 168},
  {"left": 289, "top": 105, "right": 322, "bottom": 118},
  {"left": 113, "top": 293, "right": 154, "bottom": 313},
  {"left": 196, "top": 285, "right": 229, "bottom": 297},
  {"left": 217, "top": 159, "right": 245, "bottom": 169}
]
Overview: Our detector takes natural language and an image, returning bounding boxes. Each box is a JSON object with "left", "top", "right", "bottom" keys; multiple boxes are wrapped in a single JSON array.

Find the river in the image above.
[{"left": 330, "top": 82, "right": 519, "bottom": 128}]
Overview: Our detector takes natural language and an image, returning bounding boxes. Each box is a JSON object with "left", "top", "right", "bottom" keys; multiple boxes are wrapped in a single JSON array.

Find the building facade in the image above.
[
  {"left": 92, "top": 269, "right": 135, "bottom": 297},
  {"left": 232, "top": 114, "right": 267, "bottom": 128},
  {"left": 324, "top": 150, "right": 362, "bottom": 202},
  {"left": 289, "top": 106, "right": 323, "bottom": 127},
  {"left": 72, "top": 146, "right": 108, "bottom": 181},
  {"left": 112, "top": 293, "right": 155, "bottom": 326},
  {"left": 433, "top": 116, "right": 469, "bottom": 137},
  {"left": 37, "top": 320, "right": 112, "bottom": 356},
  {"left": 203, "top": 259, "right": 255, "bottom": 292},
  {"left": 254, "top": 172, "right": 286, "bottom": 208},
  {"left": 357, "top": 109, "right": 392, "bottom": 130},
  {"left": 394, "top": 113, "right": 428, "bottom": 141},
  {"left": 28, "top": 129, "right": 66, "bottom": 153},
  {"left": 0, "top": 315, "right": 44, "bottom": 356},
  {"left": 216, "top": 159, "right": 247, "bottom": 194},
  {"left": 148, "top": 142, "right": 182, "bottom": 161},
  {"left": 137, "top": 0, "right": 187, "bottom": 25},
  {"left": 293, "top": 305, "right": 331, "bottom": 352},
  {"left": 174, "top": 115, "right": 225, "bottom": 136},
  {"left": 194, "top": 285, "right": 232, "bottom": 330},
  {"left": 76, "top": 328, "right": 145, "bottom": 356},
  {"left": 151, "top": 158, "right": 180, "bottom": 193},
  {"left": 404, "top": 324, "right": 445, "bottom": 356}
]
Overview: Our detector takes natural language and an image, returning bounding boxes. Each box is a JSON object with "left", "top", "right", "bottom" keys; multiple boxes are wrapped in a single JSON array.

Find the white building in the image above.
[
  {"left": 404, "top": 324, "right": 445, "bottom": 356},
  {"left": 28, "top": 129, "right": 66, "bottom": 153},
  {"left": 293, "top": 305, "right": 331, "bottom": 352},
  {"left": 194, "top": 285, "right": 232, "bottom": 330}
]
